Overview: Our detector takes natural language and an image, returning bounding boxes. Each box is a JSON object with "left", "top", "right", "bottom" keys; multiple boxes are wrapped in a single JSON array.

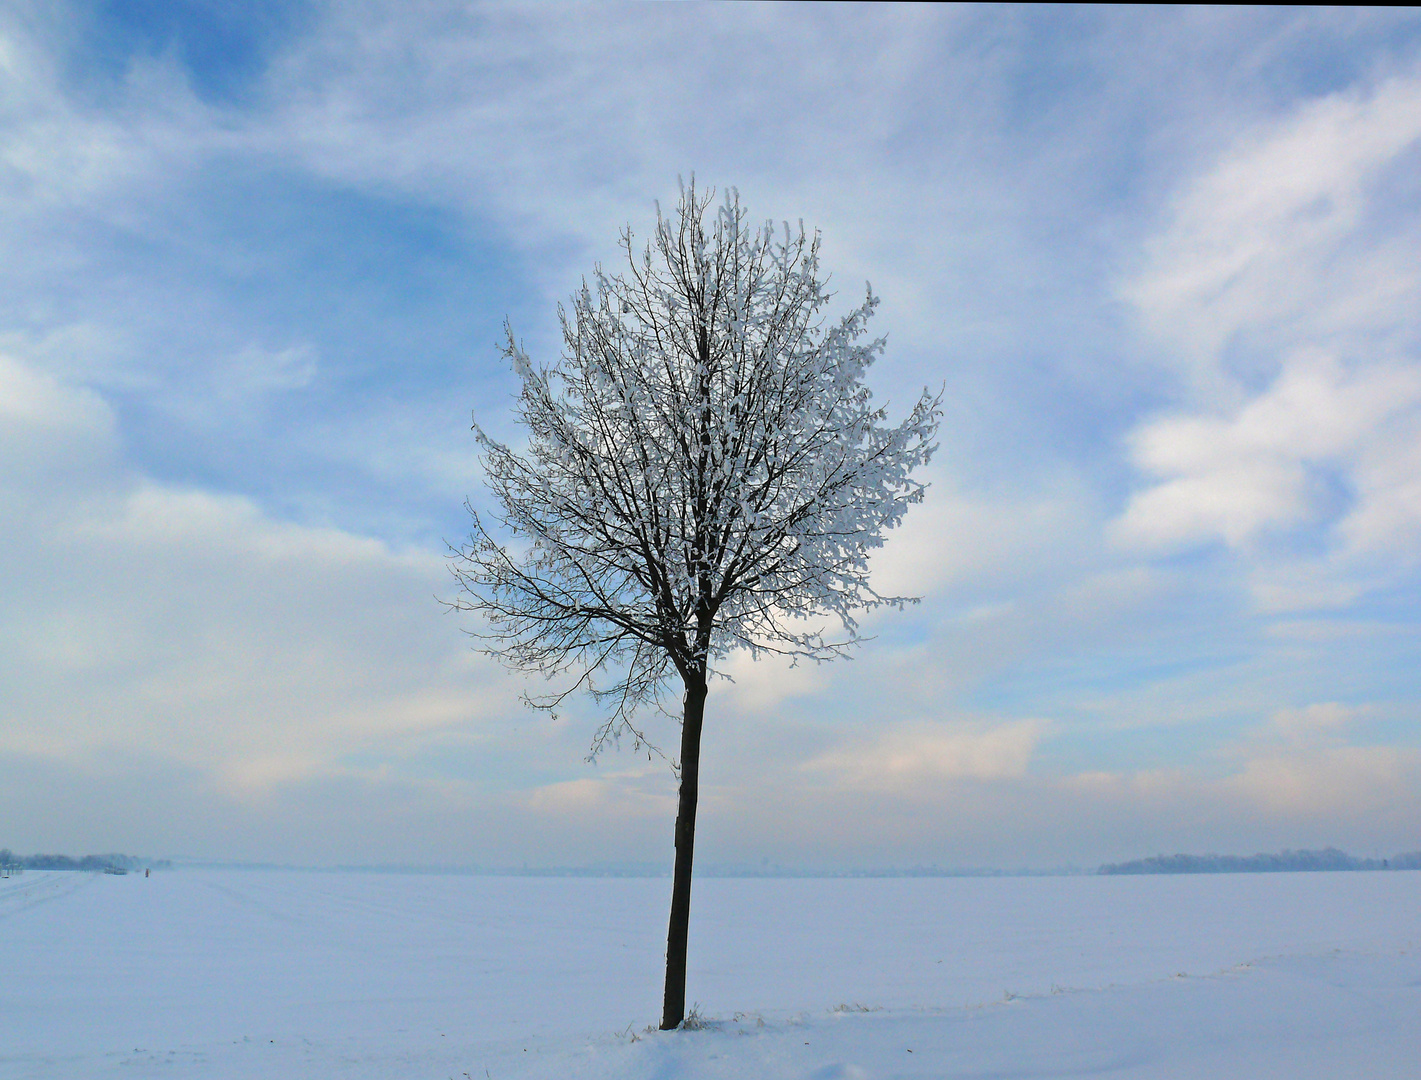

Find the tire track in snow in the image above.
[{"left": 0, "top": 870, "right": 95, "bottom": 921}]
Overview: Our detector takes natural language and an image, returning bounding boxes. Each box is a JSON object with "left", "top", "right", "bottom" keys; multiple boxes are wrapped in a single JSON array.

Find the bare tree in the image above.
[{"left": 450, "top": 181, "right": 940, "bottom": 1030}]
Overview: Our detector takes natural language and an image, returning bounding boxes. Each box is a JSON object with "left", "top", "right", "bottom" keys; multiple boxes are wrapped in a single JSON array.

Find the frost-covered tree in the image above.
[{"left": 450, "top": 181, "right": 939, "bottom": 1029}]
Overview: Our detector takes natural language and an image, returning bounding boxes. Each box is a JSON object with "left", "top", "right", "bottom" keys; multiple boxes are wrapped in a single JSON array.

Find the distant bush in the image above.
[
  {"left": 0, "top": 850, "right": 170, "bottom": 871},
  {"left": 1099, "top": 847, "right": 1421, "bottom": 875}
]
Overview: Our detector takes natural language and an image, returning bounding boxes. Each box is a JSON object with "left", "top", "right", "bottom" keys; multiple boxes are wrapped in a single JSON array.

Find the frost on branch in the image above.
[{"left": 449, "top": 180, "right": 941, "bottom": 755}]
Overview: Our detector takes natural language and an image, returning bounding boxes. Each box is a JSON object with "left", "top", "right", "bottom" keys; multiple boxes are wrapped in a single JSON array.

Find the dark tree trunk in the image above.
[{"left": 661, "top": 672, "right": 708, "bottom": 1030}]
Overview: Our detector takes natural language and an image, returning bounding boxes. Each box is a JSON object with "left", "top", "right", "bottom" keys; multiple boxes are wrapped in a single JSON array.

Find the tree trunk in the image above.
[{"left": 661, "top": 672, "right": 708, "bottom": 1030}]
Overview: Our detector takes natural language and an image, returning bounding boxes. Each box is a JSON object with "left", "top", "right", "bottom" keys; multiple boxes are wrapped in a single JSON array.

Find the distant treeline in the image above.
[
  {"left": 0, "top": 850, "right": 171, "bottom": 871},
  {"left": 1099, "top": 847, "right": 1421, "bottom": 875}
]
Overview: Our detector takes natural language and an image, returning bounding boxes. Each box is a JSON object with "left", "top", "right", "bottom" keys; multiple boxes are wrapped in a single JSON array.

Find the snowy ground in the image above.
[{"left": 2, "top": 868, "right": 1418, "bottom": 1079}]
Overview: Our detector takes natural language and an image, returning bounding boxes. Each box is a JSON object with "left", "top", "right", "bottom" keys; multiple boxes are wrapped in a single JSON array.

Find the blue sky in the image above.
[{"left": 3, "top": 3, "right": 1420, "bottom": 868}]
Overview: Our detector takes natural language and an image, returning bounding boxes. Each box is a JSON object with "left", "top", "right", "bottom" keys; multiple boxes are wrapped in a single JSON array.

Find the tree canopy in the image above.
[{"left": 453, "top": 182, "right": 939, "bottom": 747}]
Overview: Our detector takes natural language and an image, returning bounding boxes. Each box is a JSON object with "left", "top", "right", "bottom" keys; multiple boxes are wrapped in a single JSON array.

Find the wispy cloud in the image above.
[{"left": 1116, "top": 71, "right": 1421, "bottom": 613}]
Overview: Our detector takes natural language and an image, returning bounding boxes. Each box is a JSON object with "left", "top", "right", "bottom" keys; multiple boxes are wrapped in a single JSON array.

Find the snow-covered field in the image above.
[{"left": 2, "top": 868, "right": 1417, "bottom": 1079}]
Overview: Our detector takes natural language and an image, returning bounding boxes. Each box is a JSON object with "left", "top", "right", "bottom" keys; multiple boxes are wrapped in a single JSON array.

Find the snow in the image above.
[{"left": 2, "top": 868, "right": 1418, "bottom": 1078}]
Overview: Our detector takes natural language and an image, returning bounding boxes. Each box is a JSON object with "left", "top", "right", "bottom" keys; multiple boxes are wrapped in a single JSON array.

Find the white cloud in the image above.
[
  {"left": 1123, "top": 74, "right": 1421, "bottom": 390},
  {"left": 802, "top": 719, "right": 1047, "bottom": 790},
  {"left": 1188, "top": 699, "right": 1421, "bottom": 820},
  {"left": 1116, "top": 350, "right": 1421, "bottom": 550},
  {"left": 224, "top": 341, "right": 318, "bottom": 396},
  {"left": 1116, "top": 72, "right": 1421, "bottom": 608},
  {"left": 1266, "top": 701, "right": 1366, "bottom": 742},
  {"left": 0, "top": 350, "right": 117, "bottom": 469},
  {"left": 717, "top": 649, "right": 830, "bottom": 714},
  {"left": 521, "top": 773, "right": 672, "bottom": 821},
  {"left": 1225, "top": 745, "right": 1420, "bottom": 817},
  {"left": 256, "top": 4, "right": 956, "bottom": 251},
  {"left": 869, "top": 470, "right": 1096, "bottom": 599},
  {"left": 0, "top": 350, "right": 510, "bottom": 787}
]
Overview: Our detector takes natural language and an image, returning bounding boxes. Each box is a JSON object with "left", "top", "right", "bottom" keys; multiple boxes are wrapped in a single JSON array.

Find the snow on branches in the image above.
[{"left": 450, "top": 181, "right": 940, "bottom": 750}]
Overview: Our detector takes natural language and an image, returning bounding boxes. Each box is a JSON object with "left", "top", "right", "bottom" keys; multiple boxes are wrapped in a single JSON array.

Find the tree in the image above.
[{"left": 450, "top": 181, "right": 940, "bottom": 1029}]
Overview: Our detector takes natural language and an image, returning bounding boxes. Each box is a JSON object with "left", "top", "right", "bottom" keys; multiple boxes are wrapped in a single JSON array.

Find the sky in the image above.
[{"left": 2, "top": 3, "right": 1420, "bottom": 870}]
